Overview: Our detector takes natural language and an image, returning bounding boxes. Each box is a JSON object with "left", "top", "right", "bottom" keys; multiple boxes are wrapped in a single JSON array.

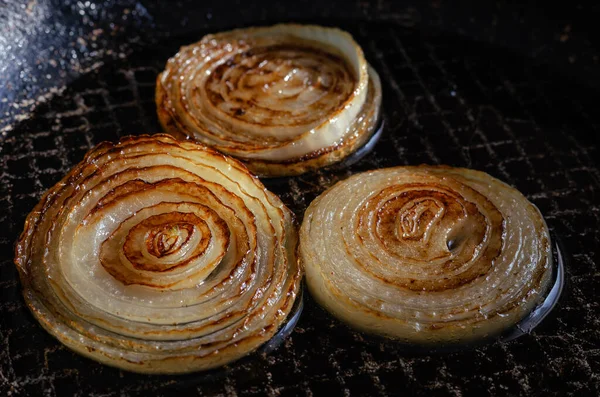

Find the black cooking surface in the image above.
[{"left": 1, "top": 8, "right": 600, "bottom": 397}]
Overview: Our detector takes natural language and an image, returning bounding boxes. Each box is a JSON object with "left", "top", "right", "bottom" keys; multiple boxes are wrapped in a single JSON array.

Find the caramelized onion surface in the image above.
[
  {"left": 299, "top": 165, "right": 553, "bottom": 344},
  {"left": 156, "top": 24, "right": 382, "bottom": 177},
  {"left": 14, "top": 134, "right": 301, "bottom": 374}
]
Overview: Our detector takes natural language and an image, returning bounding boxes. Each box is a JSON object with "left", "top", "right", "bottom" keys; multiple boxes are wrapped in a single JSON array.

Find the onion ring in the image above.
[
  {"left": 299, "top": 165, "right": 553, "bottom": 344},
  {"left": 156, "top": 24, "right": 382, "bottom": 177},
  {"left": 14, "top": 134, "right": 301, "bottom": 374}
]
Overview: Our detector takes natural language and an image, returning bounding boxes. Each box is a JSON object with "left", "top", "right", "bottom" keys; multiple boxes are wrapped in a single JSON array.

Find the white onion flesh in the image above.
[
  {"left": 156, "top": 24, "right": 382, "bottom": 177},
  {"left": 14, "top": 134, "right": 301, "bottom": 374},
  {"left": 299, "top": 165, "right": 553, "bottom": 344}
]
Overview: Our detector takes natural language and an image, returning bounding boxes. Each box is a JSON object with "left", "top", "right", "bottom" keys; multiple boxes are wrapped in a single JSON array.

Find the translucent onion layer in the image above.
[
  {"left": 156, "top": 24, "right": 382, "bottom": 177},
  {"left": 14, "top": 134, "right": 301, "bottom": 374},
  {"left": 300, "top": 165, "right": 553, "bottom": 344}
]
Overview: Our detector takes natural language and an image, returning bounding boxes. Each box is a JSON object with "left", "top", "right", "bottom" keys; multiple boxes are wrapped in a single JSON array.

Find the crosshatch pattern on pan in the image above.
[{"left": 1, "top": 22, "right": 599, "bottom": 396}]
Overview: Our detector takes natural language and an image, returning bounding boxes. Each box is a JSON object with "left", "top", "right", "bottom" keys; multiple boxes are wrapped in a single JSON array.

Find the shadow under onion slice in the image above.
[
  {"left": 14, "top": 134, "right": 302, "bottom": 374},
  {"left": 156, "top": 23, "right": 382, "bottom": 177},
  {"left": 299, "top": 165, "right": 554, "bottom": 344}
]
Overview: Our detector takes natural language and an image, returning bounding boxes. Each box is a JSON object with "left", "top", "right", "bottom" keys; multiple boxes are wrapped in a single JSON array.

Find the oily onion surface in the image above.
[
  {"left": 156, "top": 23, "right": 382, "bottom": 177},
  {"left": 299, "top": 165, "right": 553, "bottom": 344},
  {"left": 14, "top": 134, "right": 301, "bottom": 374}
]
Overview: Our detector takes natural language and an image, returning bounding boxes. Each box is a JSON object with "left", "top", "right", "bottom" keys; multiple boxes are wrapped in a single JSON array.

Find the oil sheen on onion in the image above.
[
  {"left": 156, "top": 24, "right": 382, "bottom": 177},
  {"left": 14, "top": 134, "right": 301, "bottom": 374},
  {"left": 299, "top": 165, "right": 553, "bottom": 344}
]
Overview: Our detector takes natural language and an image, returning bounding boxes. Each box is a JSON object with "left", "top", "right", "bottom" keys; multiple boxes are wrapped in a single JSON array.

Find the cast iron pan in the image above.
[{"left": 1, "top": 1, "right": 599, "bottom": 396}]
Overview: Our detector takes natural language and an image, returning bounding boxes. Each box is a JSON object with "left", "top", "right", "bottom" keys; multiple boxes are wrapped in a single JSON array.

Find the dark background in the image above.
[
  {"left": 1, "top": 1, "right": 599, "bottom": 396},
  {"left": 2, "top": 0, "right": 599, "bottom": 129}
]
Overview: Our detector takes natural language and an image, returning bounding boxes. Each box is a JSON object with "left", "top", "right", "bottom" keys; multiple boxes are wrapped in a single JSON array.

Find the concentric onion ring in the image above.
[
  {"left": 156, "top": 23, "right": 382, "bottom": 177},
  {"left": 14, "top": 134, "right": 301, "bottom": 374},
  {"left": 300, "top": 165, "right": 553, "bottom": 344}
]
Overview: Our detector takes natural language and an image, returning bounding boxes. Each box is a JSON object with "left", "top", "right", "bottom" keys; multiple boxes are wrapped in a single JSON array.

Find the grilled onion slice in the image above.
[
  {"left": 299, "top": 165, "right": 553, "bottom": 344},
  {"left": 156, "top": 24, "right": 382, "bottom": 177},
  {"left": 14, "top": 134, "right": 301, "bottom": 374}
]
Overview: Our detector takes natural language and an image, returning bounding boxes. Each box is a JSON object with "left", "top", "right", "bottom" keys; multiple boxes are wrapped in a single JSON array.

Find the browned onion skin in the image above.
[
  {"left": 244, "top": 75, "right": 381, "bottom": 177},
  {"left": 300, "top": 165, "right": 553, "bottom": 344},
  {"left": 14, "top": 134, "right": 301, "bottom": 374},
  {"left": 156, "top": 24, "right": 382, "bottom": 177}
]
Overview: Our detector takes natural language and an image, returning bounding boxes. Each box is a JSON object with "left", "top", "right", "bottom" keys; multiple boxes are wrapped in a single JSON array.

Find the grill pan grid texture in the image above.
[{"left": 1, "top": 3, "right": 600, "bottom": 397}]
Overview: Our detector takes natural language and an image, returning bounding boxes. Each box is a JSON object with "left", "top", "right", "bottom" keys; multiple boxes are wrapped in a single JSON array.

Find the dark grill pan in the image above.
[{"left": 1, "top": 1, "right": 599, "bottom": 396}]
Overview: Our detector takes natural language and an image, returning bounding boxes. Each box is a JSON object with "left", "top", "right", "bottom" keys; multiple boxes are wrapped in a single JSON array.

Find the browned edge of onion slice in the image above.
[
  {"left": 14, "top": 133, "right": 302, "bottom": 374},
  {"left": 299, "top": 164, "right": 554, "bottom": 345},
  {"left": 155, "top": 23, "right": 383, "bottom": 177},
  {"left": 240, "top": 71, "right": 382, "bottom": 177}
]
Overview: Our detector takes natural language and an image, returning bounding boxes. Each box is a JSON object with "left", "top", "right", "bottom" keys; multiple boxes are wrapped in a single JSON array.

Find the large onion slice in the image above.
[
  {"left": 14, "top": 134, "right": 301, "bottom": 374},
  {"left": 156, "top": 24, "right": 382, "bottom": 177},
  {"left": 299, "top": 165, "right": 553, "bottom": 344}
]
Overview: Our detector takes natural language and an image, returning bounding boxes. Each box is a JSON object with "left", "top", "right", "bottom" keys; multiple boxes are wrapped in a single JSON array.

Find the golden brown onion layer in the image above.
[
  {"left": 14, "top": 134, "right": 301, "bottom": 374},
  {"left": 156, "top": 24, "right": 382, "bottom": 177},
  {"left": 300, "top": 165, "right": 553, "bottom": 344}
]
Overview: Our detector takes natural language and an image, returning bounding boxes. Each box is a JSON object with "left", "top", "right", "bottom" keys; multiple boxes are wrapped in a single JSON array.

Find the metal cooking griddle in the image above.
[{"left": 1, "top": 1, "right": 599, "bottom": 396}]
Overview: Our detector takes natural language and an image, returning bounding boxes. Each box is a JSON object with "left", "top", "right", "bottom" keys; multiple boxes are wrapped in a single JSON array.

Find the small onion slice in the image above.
[
  {"left": 14, "top": 134, "right": 301, "bottom": 374},
  {"left": 299, "top": 165, "right": 553, "bottom": 344},
  {"left": 156, "top": 23, "right": 382, "bottom": 177}
]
